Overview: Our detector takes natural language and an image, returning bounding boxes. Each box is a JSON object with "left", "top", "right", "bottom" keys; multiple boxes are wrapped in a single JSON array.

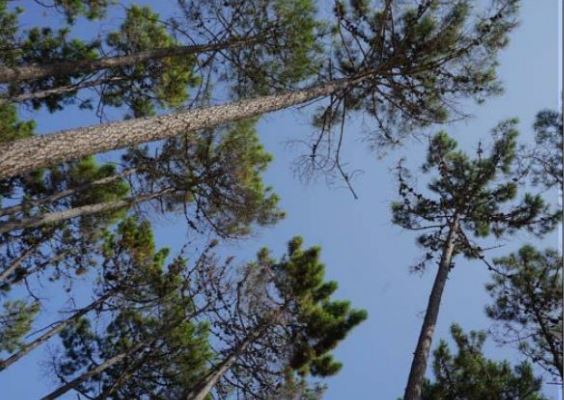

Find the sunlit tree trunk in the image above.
[{"left": 0, "top": 74, "right": 371, "bottom": 179}]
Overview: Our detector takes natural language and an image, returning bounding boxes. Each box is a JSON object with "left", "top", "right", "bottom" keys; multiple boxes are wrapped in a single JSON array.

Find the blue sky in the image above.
[{"left": 2, "top": 1, "right": 561, "bottom": 399}]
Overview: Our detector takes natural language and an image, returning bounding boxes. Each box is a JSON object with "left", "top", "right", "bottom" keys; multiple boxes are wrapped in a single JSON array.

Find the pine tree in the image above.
[
  {"left": 392, "top": 120, "right": 559, "bottom": 399},
  {"left": 0, "top": 119, "right": 283, "bottom": 237},
  {"left": 519, "top": 110, "right": 563, "bottom": 191},
  {"left": 421, "top": 324, "right": 547, "bottom": 400},
  {"left": 43, "top": 217, "right": 212, "bottom": 399},
  {"left": 34, "top": 0, "right": 114, "bottom": 23},
  {"left": 0, "top": 0, "right": 321, "bottom": 117},
  {"left": 0, "top": 0, "right": 520, "bottom": 179},
  {"left": 485, "top": 245, "right": 563, "bottom": 383},
  {"left": 187, "top": 236, "right": 367, "bottom": 399}
]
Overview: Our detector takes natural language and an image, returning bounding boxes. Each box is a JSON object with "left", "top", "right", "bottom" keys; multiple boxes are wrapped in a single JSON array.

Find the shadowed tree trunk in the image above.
[
  {"left": 0, "top": 188, "right": 174, "bottom": 235},
  {"left": 0, "top": 76, "right": 128, "bottom": 104},
  {"left": 186, "top": 316, "right": 275, "bottom": 400},
  {"left": 0, "top": 37, "right": 257, "bottom": 84},
  {"left": 0, "top": 291, "right": 115, "bottom": 371},
  {"left": 404, "top": 216, "right": 460, "bottom": 400},
  {"left": 0, "top": 169, "right": 135, "bottom": 218},
  {"left": 0, "top": 73, "right": 374, "bottom": 180},
  {"left": 0, "top": 244, "right": 39, "bottom": 284},
  {"left": 40, "top": 341, "right": 146, "bottom": 400}
]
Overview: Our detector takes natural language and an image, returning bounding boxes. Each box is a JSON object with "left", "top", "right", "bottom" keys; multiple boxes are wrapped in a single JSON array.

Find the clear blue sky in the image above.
[{"left": 2, "top": 1, "right": 561, "bottom": 399}]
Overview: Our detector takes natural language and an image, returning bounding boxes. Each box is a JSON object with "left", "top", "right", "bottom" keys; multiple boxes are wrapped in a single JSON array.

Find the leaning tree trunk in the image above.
[
  {"left": 0, "top": 36, "right": 256, "bottom": 84},
  {"left": 0, "top": 73, "right": 374, "bottom": 180},
  {"left": 187, "top": 340, "right": 253, "bottom": 400},
  {"left": 0, "top": 188, "right": 174, "bottom": 235},
  {"left": 0, "top": 76, "right": 128, "bottom": 104},
  {"left": 404, "top": 216, "right": 460, "bottom": 400},
  {"left": 186, "top": 314, "right": 277, "bottom": 400},
  {"left": 40, "top": 342, "right": 146, "bottom": 400},
  {"left": 0, "top": 243, "right": 39, "bottom": 284},
  {"left": 0, "top": 168, "right": 135, "bottom": 217},
  {"left": 0, "top": 290, "right": 115, "bottom": 371}
]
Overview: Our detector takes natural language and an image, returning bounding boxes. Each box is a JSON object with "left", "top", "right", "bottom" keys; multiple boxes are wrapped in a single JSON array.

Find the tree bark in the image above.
[
  {"left": 0, "top": 73, "right": 373, "bottom": 180},
  {"left": 0, "top": 37, "right": 257, "bottom": 84},
  {"left": 0, "top": 188, "right": 173, "bottom": 235},
  {"left": 0, "top": 76, "right": 128, "bottom": 104},
  {"left": 0, "top": 243, "right": 39, "bottom": 284},
  {"left": 0, "top": 290, "right": 114, "bottom": 371},
  {"left": 0, "top": 169, "right": 135, "bottom": 217},
  {"left": 40, "top": 342, "right": 145, "bottom": 400},
  {"left": 186, "top": 314, "right": 278, "bottom": 400},
  {"left": 404, "top": 216, "right": 459, "bottom": 400}
]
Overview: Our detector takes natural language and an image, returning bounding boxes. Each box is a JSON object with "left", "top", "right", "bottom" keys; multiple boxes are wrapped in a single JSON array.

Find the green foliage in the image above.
[
  {"left": 521, "top": 110, "right": 563, "bottom": 191},
  {"left": 391, "top": 121, "right": 559, "bottom": 271},
  {"left": 0, "top": 300, "right": 40, "bottom": 353},
  {"left": 56, "top": 218, "right": 211, "bottom": 399},
  {"left": 7, "top": 26, "right": 100, "bottom": 112},
  {"left": 271, "top": 236, "right": 368, "bottom": 377},
  {"left": 180, "top": 0, "right": 323, "bottom": 97},
  {"left": 0, "top": 103, "right": 35, "bottom": 145},
  {"left": 0, "top": 153, "right": 131, "bottom": 285},
  {"left": 103, "top": 5, "right": 199, "bottom": 117},
  {"left": 327, "top": 0, "right": 518, "bottom": 136},
  {"left": 123, "top": 120, "right": 284, "bottom": 237},
  {"left": 52, "top": 0, "right": 114, "bottom": 23},
  {"left": 421, "top": 324, "right": 547, "bottom": 400},
  {"left": 0, "top": 0, "right": 21, "bottom": 67},
  {"left": 486, "top": 245, "right": 563, "bottom": 382}
]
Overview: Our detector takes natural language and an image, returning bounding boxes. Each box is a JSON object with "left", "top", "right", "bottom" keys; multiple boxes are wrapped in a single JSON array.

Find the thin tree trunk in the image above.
[
  {"left": 0, "top": 73, "right": 374, "bottom": 180},
  {"left": 0, "top": 290, "right": 114, "bottom": 371},
  {"left": 0, "top": 169, "right": 135, "bottom": 217},
  {"left": 0, "top": 76, "right": 128, "bottom": 104},
  {"left": 0, "top": 36, "right": 257, "bottom": 84},
  {"left": 0, "top": 188, "right": 174, "bottom": 234},
  {"left": 0, "top": 243, "right": 39, "bottom": 284},
  {"left": 40, "top": 342, "right": 146, "bottom": 400},
  {"left": 404, "top": 216, "right": 460, "bottom": 400},
  {"left": 186, "top": 314, "right": 277, "bottom": 400},
  {"left": 528, "top": 286, "right": 563, "bottom": 379}
]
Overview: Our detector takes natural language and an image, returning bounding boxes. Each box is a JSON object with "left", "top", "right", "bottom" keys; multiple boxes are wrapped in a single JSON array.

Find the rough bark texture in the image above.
[
  {"left": 0, "top": 188, "right": 173, "bottom": 234},
  {"left": 40, "top": 342, "right": 145, "bottom": 400},
  {"left": 0, "top": 75, "right": 367, "bottom": 180},
  {"left": 0, "top": 291, "right": 114, "bottom": 371},
  {"left": 404, "top": 217, "right": 459, "bottom": 400},
  {"left": 0, "top": 37, "right": 255, "bottom": 84}
]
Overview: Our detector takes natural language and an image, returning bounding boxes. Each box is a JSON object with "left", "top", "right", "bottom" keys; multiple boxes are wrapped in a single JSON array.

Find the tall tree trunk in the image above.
[
  {"left": 0, "top": 73, "right": 373, "bottom": 180},
  {"left": 0, "top": 290, "right": 115, "bottom": 371},
  {"left": 404, "top": 216, "right": 460, "bottom": 400},
  {"left": 0, "top": 188, "right": 174, "bottom": 234},
  {"left": 40, "top": 342, "right": 146, "bottom": 400},
  {"left": 0, "top": 169, "right": 135, "bottom": 217},
  {"left": 0, "top": 76, "right": 128, "bottom": 104},
  {"left": 0, "top": 36, "right": 257, "bottom": 84}
]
